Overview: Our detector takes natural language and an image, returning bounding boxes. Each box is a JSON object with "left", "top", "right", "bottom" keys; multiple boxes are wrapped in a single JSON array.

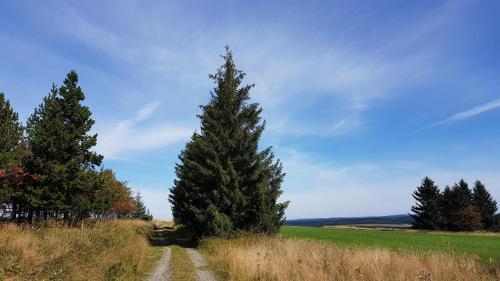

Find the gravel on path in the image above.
[
  {"left": 147, "top": 247, "right": 172, "bottom": 281},
  {"left": 186, "top": 248, "right": 217, "bottom": 281}
]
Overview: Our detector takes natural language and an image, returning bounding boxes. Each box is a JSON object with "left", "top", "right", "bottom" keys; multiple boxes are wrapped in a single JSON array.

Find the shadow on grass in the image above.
[{"left": 149, "top": 224, "right": 198, "bottom": 248}]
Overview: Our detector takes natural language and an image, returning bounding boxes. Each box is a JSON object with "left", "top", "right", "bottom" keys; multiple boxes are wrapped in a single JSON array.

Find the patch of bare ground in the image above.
[
  {"left": 186, "top": 248, "right": 217, "bottom": 281},
  {"left": 147, "top": 247, "right": 171, "bottom": 281}
]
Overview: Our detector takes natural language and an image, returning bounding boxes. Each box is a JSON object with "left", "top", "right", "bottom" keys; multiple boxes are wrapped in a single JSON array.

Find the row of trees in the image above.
[
  {"left": 0, "top": 72, "right": 152, "bottom": 224},
  {"left": 410, "top": 177, "right": 499, "bottom": 231},
  {"left": 169, "top": 47, "right": 289, "bottom": 237}
]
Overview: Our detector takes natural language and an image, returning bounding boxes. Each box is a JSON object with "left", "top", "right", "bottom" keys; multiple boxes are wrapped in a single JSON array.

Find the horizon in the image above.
[
  {"left": 1, "top": 1, "right": 500, "bottom": 220},
  {"left": 287, "top": 214, "right": 410, "bottom": 220}
]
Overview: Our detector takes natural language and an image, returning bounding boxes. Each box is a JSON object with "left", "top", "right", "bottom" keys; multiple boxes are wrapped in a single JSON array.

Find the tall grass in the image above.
[
  {"left": 0, "top": 220, "right": 154, "bottom": 281},
  {"left": 202, "top": 235, "right": 500, "bottom": 281}
]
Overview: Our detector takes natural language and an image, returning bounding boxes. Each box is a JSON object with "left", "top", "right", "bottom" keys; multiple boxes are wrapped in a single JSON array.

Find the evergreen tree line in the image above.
[
  {"left": 169, "top": 47, "right": 289, "bottom": 237},
  {"left": 0, "top": 72, "right": 152, "bottom": 224},
  {"left": 410, "top": 177, "right": 499, "bottom": 231}
]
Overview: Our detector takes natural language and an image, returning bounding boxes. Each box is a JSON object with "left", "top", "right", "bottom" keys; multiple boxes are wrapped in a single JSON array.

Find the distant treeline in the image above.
[
  {"left": 410, "top": 177, "right": 499, "bottom": 231},
  {"left": 286, "top": 214, "right": 411, "bottom": 227},
  {"left": 0, "top": 71, "right": 152, "bottom": 224}
]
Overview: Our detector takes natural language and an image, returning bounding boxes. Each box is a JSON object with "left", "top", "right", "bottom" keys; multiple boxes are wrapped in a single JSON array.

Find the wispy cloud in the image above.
[
  {"left": 95, "top": 102, "right": 193, "bottom": 160},
  {"left": 431, "top": 98, "right": 500, "bottom": 127},
  {"left": 37, "top": 1, "right": 460, "bottom": 138}
]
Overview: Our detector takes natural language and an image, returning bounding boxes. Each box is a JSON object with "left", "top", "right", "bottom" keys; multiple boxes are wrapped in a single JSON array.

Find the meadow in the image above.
[
  {"left": 0, "top": 220, "right": 163, "bottom": 281},
  {"left": 281, "top": 226, "right": 500, "bottom": 264},
  {"left": 3, "top": 220, "right": 500, "bottom": 281},
  {"left": 202, "top": 235, "right": 500, "bottom": 281}
]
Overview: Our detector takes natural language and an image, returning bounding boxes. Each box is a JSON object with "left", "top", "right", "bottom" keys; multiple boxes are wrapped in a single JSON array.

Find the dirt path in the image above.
[
  {"left": 147, "top": 224, "right": 216, "bottom": 281},
  {"left": 147, "top": 247, "right": 172, "bottom": 281},
  {"left": 186, "top": 248, "right": 217, "bottom": 281}
]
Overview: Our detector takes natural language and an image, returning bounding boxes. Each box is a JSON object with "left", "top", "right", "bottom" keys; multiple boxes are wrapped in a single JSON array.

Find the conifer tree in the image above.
[
  {"left": 410, "top": 177, "right": 441, "bottom": 229},
  {"left": 26, "top": 71, "right": 102, "bottom": 223},
  {"left": 169, "top": 47, "right": 288, "bottom": 237},
  {"left": 472, "top": 180, "right": 498, "bottom": 230},
  {"left": 439, "top": 185, "right": 453, "bottom": 230},
  {"left": 0, "top": 92, "right": 24, "bottom": 164},
  {"left": 441, "top": 180, "right": 482, "bottom": 231},
  {"left": 0, "top": 92, "right": 24, "bottom": 207},
  {"left": 133, "top": 192, "right": 153, "bottom": 221}
]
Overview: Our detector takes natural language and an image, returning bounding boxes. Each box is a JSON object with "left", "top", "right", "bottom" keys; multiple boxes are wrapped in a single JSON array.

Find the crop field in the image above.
[{"left": 281, "top": 226, "right": 500, "bottom": 263}]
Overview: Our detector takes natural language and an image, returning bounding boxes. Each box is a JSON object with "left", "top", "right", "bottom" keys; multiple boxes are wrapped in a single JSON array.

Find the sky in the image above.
[{"left": 1, "top": 0, "right": 499, "bottom": 220}]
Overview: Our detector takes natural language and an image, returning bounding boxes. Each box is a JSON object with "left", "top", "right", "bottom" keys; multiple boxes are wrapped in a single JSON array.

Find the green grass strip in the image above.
[
  {"left": 170, "top": 245, "right": 196, "bottom": 281},
  {"left": 281, "top": 226, "right": 500, "bottom": 264}
]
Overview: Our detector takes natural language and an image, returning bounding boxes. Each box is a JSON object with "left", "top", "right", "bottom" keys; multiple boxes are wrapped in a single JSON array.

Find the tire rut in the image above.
[
  {"left": 147, "top": 247, "right": 172, "bottom": 281},
  {"left": 186, "top": 248, "right": 217, "bottom": 281}
]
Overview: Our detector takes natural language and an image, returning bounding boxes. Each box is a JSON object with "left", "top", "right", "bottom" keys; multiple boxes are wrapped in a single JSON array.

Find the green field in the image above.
[{"left": 281, "top": 226, "right": 500, "bottom": 263}]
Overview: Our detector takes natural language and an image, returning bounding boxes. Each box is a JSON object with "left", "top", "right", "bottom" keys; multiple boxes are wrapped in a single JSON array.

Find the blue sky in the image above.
[{"left": 1, "top": 1, "right": 499, "bottom": 219}]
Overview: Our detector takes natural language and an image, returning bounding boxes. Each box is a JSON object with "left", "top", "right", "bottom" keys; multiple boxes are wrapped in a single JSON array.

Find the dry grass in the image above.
[
  {"left": 0, "top": 220, "right": 155, "bottom": 281},
  {"left": 201, "top": 235, "right": 500, "bottom": 281}
]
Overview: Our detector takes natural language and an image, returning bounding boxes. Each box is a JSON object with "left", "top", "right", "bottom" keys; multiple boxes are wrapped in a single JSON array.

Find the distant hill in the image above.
[{"left": 285, "top": 214, "right": 412, "bottom": 227}]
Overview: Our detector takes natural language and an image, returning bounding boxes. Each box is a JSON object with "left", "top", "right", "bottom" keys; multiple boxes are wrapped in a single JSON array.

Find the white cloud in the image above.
[
  {"left": 95, "top": 102, "right": 193, "bottom": 160},
  {"left": 432, "top": 98, "right": 500, "bottom": 126},
  {"left": 278, "top": 148, "right": 500, "bottom": 219},
  {"left": 135, "top": 101, "right": 160, "bottom": 122}
]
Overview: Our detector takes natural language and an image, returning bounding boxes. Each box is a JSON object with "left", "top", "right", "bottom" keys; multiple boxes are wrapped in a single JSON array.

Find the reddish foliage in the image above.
[
  {"left": 0, "top": 163, "right": 39, "bottom": 189},
  {"left": 98, "top": 170, "right": 137, "bottom": 216}
]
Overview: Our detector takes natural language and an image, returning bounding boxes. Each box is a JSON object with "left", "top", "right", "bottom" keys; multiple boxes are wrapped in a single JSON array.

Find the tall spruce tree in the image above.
[
  {"left": 472, "top": 180, "right": 498, "bottom": 230},
  {"left": 439, "top": 186, "right": 453, "bottom": 230},
  {"left": 0, "top": 92, "right": 24, "bottom": 207},
  {"left": 169, "top": 47, "right": 288, "bottom": 237},
  {"left": 410, "top": 177, "right": 441, "bottom": 230},
  {"left": 26, "top": 71, "right": 102, "bottom": 223},
  {"left": 441, "top": 180, "right": 482, "bottom": 231}
]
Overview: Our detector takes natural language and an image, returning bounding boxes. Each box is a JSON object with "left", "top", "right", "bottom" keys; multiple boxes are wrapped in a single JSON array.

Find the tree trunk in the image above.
[
  {"left": 27, "top": 209, "right": 33, "bottom": 224},
  {"left": 10, "top": 203, "right": 17, "bottom": 221}
]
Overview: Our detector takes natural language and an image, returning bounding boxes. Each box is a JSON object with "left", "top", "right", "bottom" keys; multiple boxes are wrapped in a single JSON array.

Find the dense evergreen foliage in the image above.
[
  {"left": 410, "top": 177, "right": 498, "bottom": 231},
  {"left": 0, "top": 92, "right": 24, "bottom": 164},
  {"left": 0, "top": 92, "right": 25, "bottom": 209},
  {"left": 0, "top": 72, "right": 145, "bottom": 224},
  {"left": 24, "top": 71, "right": 103, "bottom": 223},
  {"left": 169, "top": 47, "right": 289, "bottom": 237},
  {"left": 410, "top": 177, "right": 441, "bottom": 230},
  {"left": 473, "top": 180, "right": 498, "bottom": 230}
]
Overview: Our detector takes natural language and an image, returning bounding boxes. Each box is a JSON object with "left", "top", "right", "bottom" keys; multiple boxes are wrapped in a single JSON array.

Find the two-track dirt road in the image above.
[{"left": 147, "top": 225, "right": 217, "bottom": 281}]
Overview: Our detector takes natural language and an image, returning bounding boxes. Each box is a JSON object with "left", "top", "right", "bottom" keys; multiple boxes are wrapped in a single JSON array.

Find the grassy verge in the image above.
[
  {"left": 281, "top": 226, "right": 500, "bottom": 263},
  {"left": 0, "top": 220, "right": 158, "bottom": 281},
  {"left": 201, "top": 235, "right": 500, "bottom": 281},
  {"left": 198, "top": 246, "right": 228, "bottom": 281}
]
